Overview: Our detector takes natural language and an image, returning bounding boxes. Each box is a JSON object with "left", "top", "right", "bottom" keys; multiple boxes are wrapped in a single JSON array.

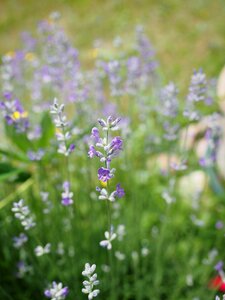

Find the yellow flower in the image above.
[
  {"left": 100, "top": 180, "right": 107, "bottom": 188},
  {"left": 12, "top": 111, "right": 28, "bottom": 120},
  {"left": 25, "top": 52, "right": 36, "bottom": 62}
]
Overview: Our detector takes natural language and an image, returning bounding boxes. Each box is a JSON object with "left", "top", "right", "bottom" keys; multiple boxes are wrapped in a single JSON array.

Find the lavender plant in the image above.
[
  {"left": 88, "top": 116, "right": 125, "bottom": 250},
  {"left": 50, "top": 98, "right": 75, "bottom": 206},
  {"left": 44, "top": 282, "right": 69, "bottom": 300},
  {"left": 12, "top": 199, "right": 36, "bottom": 230},
  {"left": 82, "top": 263, "right": 100, "bottom": 300}
]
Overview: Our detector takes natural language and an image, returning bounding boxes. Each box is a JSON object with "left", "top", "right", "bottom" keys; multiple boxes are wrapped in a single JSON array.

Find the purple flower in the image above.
[
  {"left": 98, "top": 167, "right": 113, "bottom": 182},
  {"left": 5, "top": 115, "right": 14, "bottom": 125},
  {"left": 199, "top": 157, "right": 207, "bottom": 167},
  {"left": 13, "top": 233, "right": 28, "bottom": 248},
  {"left": 159, "top": 82, "right": 178, "bottom": 118},
  {"left": 109, "top": 136, "right": 123, "bottom": 153},
  {"left": 68, "top": 143, "right": 75, "bottom": 154},
  {"left": 3, "top": 91, "right": 12, "bottom": 100},
  {"left": 91, "top": 127, "right": 100, "bottom": 142},
  {"left": 214, "top": 261, "right": 224, "bottom": 272},
  {"left": 27, "top": 149, "right": 45, "bottom": 161},
  {"left": 44, "top": 282, "right": 69, "bottom": 300},
  {"left": 187, "top": 69, "right": 207, "bottom": 103},
  {"left": 88, "top": 145, "right": 97, "bottom": 158},
  {"left": 61, "top": 181, "right": 73, "bottom": 206},
  {"left": 115, "top": 184, "right": 125, "bottom": 198},
  {"left": 184, "top": 69, "right": 208, "bottom": 121},
  {"left": 215, "top": 221, "right": 224, "bottom": 230}
]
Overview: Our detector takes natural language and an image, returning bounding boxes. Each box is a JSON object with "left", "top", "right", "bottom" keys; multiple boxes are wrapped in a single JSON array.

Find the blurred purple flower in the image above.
[{"left": 98, "top": 167, "right": 113, "bottom": 182}]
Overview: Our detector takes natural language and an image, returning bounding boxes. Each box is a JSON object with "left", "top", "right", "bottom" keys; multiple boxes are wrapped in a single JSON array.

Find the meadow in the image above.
[{"left": 0, "top": 1, "right": 225, "bottom": 300}]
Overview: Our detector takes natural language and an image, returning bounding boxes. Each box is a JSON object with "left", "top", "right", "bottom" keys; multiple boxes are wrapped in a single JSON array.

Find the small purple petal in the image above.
[
  {"left": 115, "top": 184, "right": 125, "bottom": 198},
  {"left": 98, "top": 167, "right": 113, "bottom": 182}
]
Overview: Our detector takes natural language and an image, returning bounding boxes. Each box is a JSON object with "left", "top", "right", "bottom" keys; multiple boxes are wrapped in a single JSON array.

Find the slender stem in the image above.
[
  {"left": 105, "top": 128, "right": 115, "bottom": 299},
  {"left": 61, "top": 124, "right": 71, "bottom": 183},
  {"left": 105, "top": 128, "right": 111, "bottom": 233}
]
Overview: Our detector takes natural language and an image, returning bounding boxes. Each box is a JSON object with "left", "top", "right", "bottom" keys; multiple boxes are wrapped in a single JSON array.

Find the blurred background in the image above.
[
  {"left": 1, "top": 1, "right": 225, "bottom": 299},
  {"left": 0, "top": 0, "right": 225, "bottom": 86}
]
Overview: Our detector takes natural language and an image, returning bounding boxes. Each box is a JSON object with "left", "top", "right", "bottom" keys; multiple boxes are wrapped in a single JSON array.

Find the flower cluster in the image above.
[
  {"left": 158, "top": 82, "right": 179, "bottom": 141},
  {"left": 50, "top": 98, "right": 75, "bottom": 156},
  {"left": 44, "top": 282, "right": 69, "bottom": 300},
  {"left": 27, "top": 148, "right": 45, "bottom": 161},
  {"left": 88, "top": 116, "right": 125, "bottom": 201},
  {"left": 199, "top": 114, "right": 222, "bottom": 168},
  {"left": 82, "top": 263, "right": 100, "bottom": 300},
  {"left": 0, "top": 92, "right": 29, "bottom": 132},
  {"left": 184, "top": 69, "right": 209, "bottom": 121},
  {"left": 61, "top": 181, "right": 73, "bottom": 206},
  {"left": 12, "top": 233, "right": 28, "bottom": 248},
  {"left": 12, "top": 199, "right": 36, "bottom": 230},
  {"left": 96, "top": 183, "right": 125, "bottom": 202}
]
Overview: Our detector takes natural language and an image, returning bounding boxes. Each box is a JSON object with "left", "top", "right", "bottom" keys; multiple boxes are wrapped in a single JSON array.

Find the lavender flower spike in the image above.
[
  {"left": 50, "top": 98, "right": 75, "bottom": 156},
  {"left": 82, "top": 263, "right": 100, "bottom": 300},
  {"left": 12, "top": 233, "right": 28, "bottom": 248},
  {"left": 44, "top": 282, "right": 69, "bottom": 300},
  {"left": 61, "top": 181, "right": 73, "bottom": 206},
  {"left": 12, "top": 199, "right": 36, "bottom": 230}
]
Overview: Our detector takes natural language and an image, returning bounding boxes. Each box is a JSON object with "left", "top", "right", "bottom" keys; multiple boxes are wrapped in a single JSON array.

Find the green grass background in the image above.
[{"left": 0, "top": 0, "right": 225, "bottom": 85}]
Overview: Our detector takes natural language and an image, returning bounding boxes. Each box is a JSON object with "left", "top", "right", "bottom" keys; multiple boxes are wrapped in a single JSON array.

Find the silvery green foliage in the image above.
[
  {"left": 82, "top": 263, "right": 100, "bottom": 300},
  {"left": 12, "top": 199, "right": 36, "bottom": 230}
]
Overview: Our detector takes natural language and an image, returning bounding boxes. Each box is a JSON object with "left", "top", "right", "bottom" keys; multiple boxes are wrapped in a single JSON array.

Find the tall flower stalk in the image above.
[
  {"left": 50, "top": 98, "right": 75, "bottom": 206},
  {"left": 88, "top": 116, "right": 125, "bottom": 245},
  {"left": 82, "top": 263, "right": 100, "bottom": 300},
  {"left": 88, "top": 116, "right": 125, "bottom": 297}
]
